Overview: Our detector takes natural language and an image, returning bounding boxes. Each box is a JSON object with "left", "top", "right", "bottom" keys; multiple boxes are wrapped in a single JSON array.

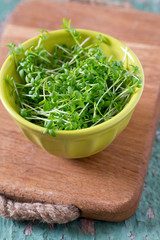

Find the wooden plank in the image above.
[{"left": 0, "top": 0, "right": 160, "bottom": 222}]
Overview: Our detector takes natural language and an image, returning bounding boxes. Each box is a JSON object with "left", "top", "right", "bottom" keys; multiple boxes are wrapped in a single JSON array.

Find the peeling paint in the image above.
[
  {"left": 23, "top": 222, "right": 33, "bottom": 235},
  {"left": 129, "top": 232, "right": 135, "bottom": 239},
  {"left": 156, "top": 131, "right": 160, "bottom": 142},
  {"left": 143, "top": 182, "right": 147, "bottom": 189},
  {"left": 80, "top": 219, "right": 95, "bottom": 236},
  {"left": 146, "top": 207, "right": 155, "bottom": 219},
  {"left": 48, "top": 223, "right": 56, "bottom": 229}
]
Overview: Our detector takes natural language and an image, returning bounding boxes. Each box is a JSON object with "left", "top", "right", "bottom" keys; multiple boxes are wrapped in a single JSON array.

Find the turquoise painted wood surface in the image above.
[
  {"left": 0, "top": 0, "right": 160, "bottom": 239},
  {"left": 0, "top": 0, "right": 160, "bottom": 22}
]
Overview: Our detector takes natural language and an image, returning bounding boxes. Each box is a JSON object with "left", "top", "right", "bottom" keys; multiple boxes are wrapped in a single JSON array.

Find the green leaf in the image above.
[
  {"left": 43, "top": 129, "right": 48, "bottom": 134},
  {"left": 68, "top": 19, "right": 71, "bottom": 27},
  {"left": 43, "top": 101, "right": 53, "bottom": 111},
  {"left": 20, "top": 108, "right": 28, "bottom": 117},
  {"left": 5, "top": 42, "right": 16, "bottom": 49},
  {"left": 8, "top": 50, "right": 13, "bottom": 55},
  {"left": 19, "top": 69, "right": 25, "bottom": 79},
  {"left": 96, "top": 34, "right": 104, "bottom": 42},
  {"left": 49, "top": 129, "right": 56, "bottom": 137},
  {"left": 68, "top": 86, "right": 73, "bottom": 96},
  {"left": 63, "top": 17, "right": 68, "bottom": 26},
  {"left": 46, "top": 120, "right": 53, "bottom": 129}
]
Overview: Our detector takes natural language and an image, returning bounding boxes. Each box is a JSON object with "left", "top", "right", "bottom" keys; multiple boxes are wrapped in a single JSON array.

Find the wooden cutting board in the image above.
[{"left": 0, "top": 0, "right": 160, "bottom": 222}]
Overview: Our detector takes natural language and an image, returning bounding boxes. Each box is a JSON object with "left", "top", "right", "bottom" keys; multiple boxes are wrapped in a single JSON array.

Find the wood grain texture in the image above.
[{"left": 0, "top": 0, "right": 160, "bottom": 222}]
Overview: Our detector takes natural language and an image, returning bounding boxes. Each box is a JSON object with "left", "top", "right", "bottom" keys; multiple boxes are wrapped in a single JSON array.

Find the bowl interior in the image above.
[{"left": 0, "top": 30, "right": 144, "bottom": 134}]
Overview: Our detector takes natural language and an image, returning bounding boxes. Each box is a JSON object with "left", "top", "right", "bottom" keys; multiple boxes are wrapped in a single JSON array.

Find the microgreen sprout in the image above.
[
  {"left": 5, "top": 42, "right": 24, "bottom": 65},
  {"left": 6, "top": 18, "right": 142, "bottom": 137}
]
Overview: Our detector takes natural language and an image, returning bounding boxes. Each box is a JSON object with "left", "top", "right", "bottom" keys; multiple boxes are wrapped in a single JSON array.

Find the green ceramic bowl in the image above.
[{"left": 0, "top": 30, "right": 144, "bottom": 158}]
